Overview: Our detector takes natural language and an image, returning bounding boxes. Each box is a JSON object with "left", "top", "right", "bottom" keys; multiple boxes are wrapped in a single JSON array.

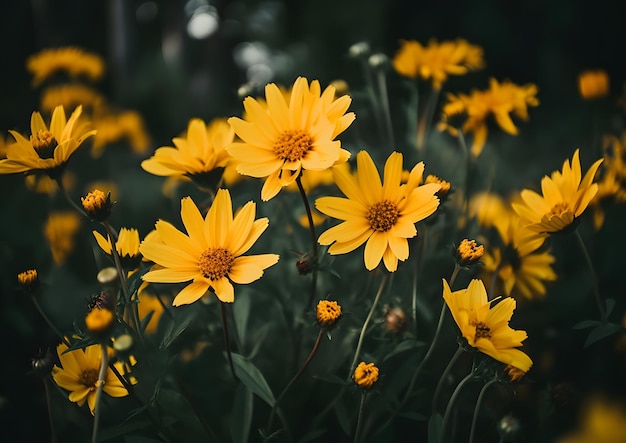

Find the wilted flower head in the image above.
[
  {"left": 353, "top": 362, "right": 379, "bottom": 389},
  {"left": 385, "top": 307, "right": 407, "bottom": 334}
]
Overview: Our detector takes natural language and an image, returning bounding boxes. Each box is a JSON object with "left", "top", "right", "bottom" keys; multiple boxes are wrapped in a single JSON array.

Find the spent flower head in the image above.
[{"left": 353, "top": 362, "right": 379, "bottom": 389}]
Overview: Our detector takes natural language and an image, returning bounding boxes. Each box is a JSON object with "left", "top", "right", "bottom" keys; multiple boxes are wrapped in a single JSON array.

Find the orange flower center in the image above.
[
  {"left": 273, "top": 130, "right": 313, "bottom": 162},
  {"left": 473, "top": 321, "right": 492, "bottom": 340},
  {"left": 30, "top": 130, "right": 57, "bottom": 159},
  {"left": 79, "top": 368, "right": 100, "bottom": 389},
  {"left": 366, "top": 200, "right": 400, "bottom": 232},
  {"left": 549, "top": 202, "right": 571, "bottom": 217},
  {"left": 198, "top": 248, "right": 234, "bottom": 280}
]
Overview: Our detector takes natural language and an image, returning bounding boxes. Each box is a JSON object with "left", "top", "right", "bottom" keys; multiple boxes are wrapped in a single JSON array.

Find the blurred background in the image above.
[{"left": 1, "top": 0, "right": 626, "bottom": 441}]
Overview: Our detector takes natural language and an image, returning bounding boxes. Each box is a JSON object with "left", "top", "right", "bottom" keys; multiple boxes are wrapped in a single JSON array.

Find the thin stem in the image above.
[
  {"left": 266, "top": 328, "right": 325, "bottom": 434},
  {"left": 55, "top": 176, "right": 87, "bottom": 216},
  {"left": 296, "top": 175, "right": 319, "bottom": 310},
  {"left": 43, "top": 377, "right": 57, "bottom": 443},
  {"left": 91, "top": 343, "right": 110, "bottom": 443},
  {"left": 375, "top": 68, "right": 395, "bottom": 150},
  {"left": 31, "top": 296, "right": 70, "bottom": 347},
  {"left": 353, "top": 391, "right": 368, "bottom": 443},
  {"left": 416, "top": 88, "right": 440, "bottom": 151},
  {"left": 439, "top": 371, "right": 474, "bottom": 443},
  {"left": 469, "top": 376, "right": 499, "bottom": 443},
  {"left": 432, "top": 345, "right": 464, "bottom": 412},
  {"left": 412, "top": 228, "right": 429, "bottom": 335},
  {"left": 103, "top": 221, "right": 144, "bottom": 344},
  {"left": 574, "top": 228, "right": 606, "bottom": 321},
  {"left": 456, "top": 129, "right": 472, "bottom": 223},
  {"left": 489, "top": 259, "right": 504, "bottom": 301},
  {"left": 348, "top": 273, "right": 389, "bottom": 379},
  {"left": 406, "top": 80, "right": 420, "bottom": 149},
  {"left": 220, "top": 302, "right": 238, "bottom": 382},
  {"left": 359, "top": 57, "right": 385, "bottom": 145}
]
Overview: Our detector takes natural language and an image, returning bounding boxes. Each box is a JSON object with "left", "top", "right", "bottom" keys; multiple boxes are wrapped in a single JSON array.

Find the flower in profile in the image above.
[
  {"left": 52, "top": 342, "right": 129, "bottom": 415},
  {"left": 512, "top": 149, "right": 603, "bottom": 234},
  {"left": 0, "top": 105, "right": 96, "bottom": 178},
  {"left": 316, "top": 300, "right": 342, "bottom": 328},
  {"left": 442, "top": 279, "right": 532, "bottom": 372},
  {"left": 578, "top": 70, "right": 610, "bottom": 100},
  {"left": 140, "top": 190, "right": 279, "bottom": 305},
  {"left": 504, "top": 364, "right": 526, "bottom": 382},
  {"left": 558, "top": 396, "right": 626, "bottom": 443},
  {"left": 91, "top": 109, "right": 150, "bottom": 157},
  {"left": 353, "top": 362, "right": 379, "bottom": 389},
  {"left": 40, "top": 84, "right": 105, "bottom": 112},
  {"left": 141, "top": 118, "right": 233, "bottom": 190},
  {"left": 454, "top": 238, "right": 485, "bottom": 267},
  {"left": 44, "top": 211, "right": 82, "bottom": 264},
  {"left": 392, "top": 38, "right": 484, "bottom": 90},
  {"left": 438, "top": 78, "right": 539, "bottom": 157},
  {"left": 93, "top": 227, "right": 142, "bottom": 270},
  {"left": 81, "top": 189, "right": 112, "bottom": 222},
  {"left": 27, "top": 47, "right": 105, "bottom": 86},
  {"left": 227, "top": 77, "right": 355, "bottom": 201},
  {"left": 316, "top": 150, "right": 441, "bottom": 272},
  {"left": 17, "top": 269, "right": 39, "bottom": 294}
]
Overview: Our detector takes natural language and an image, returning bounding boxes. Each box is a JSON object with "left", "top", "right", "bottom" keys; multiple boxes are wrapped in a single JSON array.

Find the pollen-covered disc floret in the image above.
[
  {"left": 454, "top": 238, "right": 485, "bottom": 267},
  {"left": 316, "top": 300, "right": 342, "bottom": 327},
  {"left": 81, "top": 189, "right": 111, "bottom": 221}
]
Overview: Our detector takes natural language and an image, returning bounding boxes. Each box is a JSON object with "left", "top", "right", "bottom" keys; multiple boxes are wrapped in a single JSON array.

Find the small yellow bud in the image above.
[
  {"left": 425, "top": 174, "right": 451, "bottom": 200},
  {"left": 316, "top": 300, "right": 342, "bottom": 328},
  {"left": 85, "top": 307, "right": 115, "bottom": 335},
  {"left": 18, "top": 269, "right": 39, "bottom": 293},
  {"left": 454, "top": 239, "right": 484, "bottom": 267},
  {"left": 81, "top": 189, "right": 112, "bottom": 221},
  {"left": 353, "top": 361, "right": 379, "bottom": 389},
  {"left": 578, "top": 69, "right": 609, "bottom": 100}
]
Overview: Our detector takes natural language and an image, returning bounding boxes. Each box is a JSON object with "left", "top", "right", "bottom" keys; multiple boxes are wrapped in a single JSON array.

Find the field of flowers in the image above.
[{"left": 1, "top": 2, "right": 626, "bottom": 442}]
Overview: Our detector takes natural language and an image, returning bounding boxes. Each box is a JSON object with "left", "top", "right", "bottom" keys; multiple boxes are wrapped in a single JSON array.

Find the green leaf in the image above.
[
  {"left": 61, "top": 335, "right": 99, "bottom": 354},
  {"left": 398, "top": 411, "right": 428, "bottom": 421},
  {"left": 126, "top": 265, "right": 153, "bottom": 300},
  {"left": 572, "top": 320, "right": 601, "bottom": 330},
  {"left": 312, "top": 373, "right": 349, "bottom": 385},
  {"left": 231, "top": 352, "right": 275, "bottom": 407},
  {"left": 160, "top": 304, "right": 198, "bottom": 349},
  {"left": 230, "top": 383, "right": 253, "bottom": 443},
  {"left": 297, "top": 428, "right": 328, "bottom": 443},
  {"left": 383, "top": 339, "right": 426, "bottom": 362},
  {"left": 334, "top": 400, "right": 351, "bottom": 436},
  {"left": 428, "top": 414, "right": 442, "bottom": 443},
  {"left": 605, "top": 298, "right": 616, "bottom": 317},
  {"left": 584, "top": 322, "right": 622, "bottom": 347},
  {"left": 233, "top": 291, "right": 251, "bottom": 347}
]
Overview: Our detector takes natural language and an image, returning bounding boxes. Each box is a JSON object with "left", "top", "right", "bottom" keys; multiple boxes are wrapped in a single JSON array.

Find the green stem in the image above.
[
  {"left": 432, "top": 345, "right": 464, "bottom": 412},
  {"left": 456, "top": 128, "right": 473, "bottom": 223},
  {"left": 375, "top": 68, "right": 395, "bottom": 150},
  {"left": 296, "top": 176, "right": 319, "bottom": 311},
  {"left": 55, "top": 176, "right": 87, "bottom": 217},
  {"left": 573, "top": 228, "right": 606, "bottom": 321},
  {"left": 406, "top": 80, "right": 420, "bottom": 149},
  {"left": 412, "top": 227, "right": 429, "bottom": 335},
  {"left": 31, "top": 296, "right": 70, "bottom": 347},
  {"left": 469, "top": 376, "right": 499, "bottom": 443},
  {"left": 91, "top": 343, "right": 109, "bottom": 443},
  {"left": 220, "top": 302, "right": 238, "bottom": 382},
  {"left": 439, "top": 371, "right": 474, "bottom": 443},
  {"left": 266, "top": 328, "right": 325, "bottom": 435},
  {"left": 489, "top": 259, "right": 504, "bottom": 301},
  {"left": 353, "top": 391, "right": 368, "bottom": 443},
  {"left": 348, "top": 273, "right": 389, "bottom": 379},
  {"left": 43, "top": 377, "right": 57, "bottom": 443},
  {"left": 416, "top": 88, "right": 440, "bottom": 151}
]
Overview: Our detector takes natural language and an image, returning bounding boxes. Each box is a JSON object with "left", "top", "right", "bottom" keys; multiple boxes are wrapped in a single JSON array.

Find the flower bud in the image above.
[
  {"left": 316, "top": 300, "right": 342, "bottom": 328},
  {"left": 81, "top": 189, "right": 112, "bottom": 222},
  {"left": 353, "top": 361, "right": 379, "bottom": 389},
  {"left": 453, "top": 239, "right": 484, "bottom": 267},
  {"left": 17, "top": 269, "right": 39, "bottom": 294},
  {"left": 384, "top": 307, "right": 407, "bottom": 334}
]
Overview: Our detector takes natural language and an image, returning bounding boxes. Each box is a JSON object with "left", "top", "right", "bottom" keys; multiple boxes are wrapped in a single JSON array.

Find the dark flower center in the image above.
[
  {"left": 198, "top": 248, "right": 235, "bottom": 280},
  {"left": 366, "top": 200, "right": 400, "bottom": 232},
  {"left": 273, "top": 130, "right": 313, "bottom": 162}
]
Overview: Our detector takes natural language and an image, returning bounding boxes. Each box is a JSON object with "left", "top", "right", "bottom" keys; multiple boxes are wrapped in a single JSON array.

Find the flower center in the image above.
[
  {"left": 549, "top": 202, "right": 571, "bottom": 217},
  {"left": 473, "top": 321, "right": 492, "bottom": 340},
  {"left": 198, "top": 248, "right": 235, "bottom": 280},
  {"left": 366, "top": 200, "right": 400, "bottom": 232},
  {"left": 273, "top": 130, "right": 313, "bottom": 162},
  {"left": 79, "top": 368, "right": 100, "bottom": 390},
  {"left": 30, "top": 130, "right": 58, "bottom": 159}
]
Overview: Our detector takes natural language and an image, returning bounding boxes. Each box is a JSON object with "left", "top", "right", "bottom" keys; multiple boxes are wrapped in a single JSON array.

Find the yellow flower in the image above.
[
  {"left": 504, "top": 364, "right": 526, "bottom": 382},
  {"left": 25, "top": 171, "right": 76, "bottom": 195},
  {"left": 93, "top": 227, "right": 142, "bottom": 271},
  {"left": 316, "top": 151, "right": 441, "bottom": 272},
  {"left": 603, "top": 132, "right": 626, "bottom": 181},
  {"left": 439, "top": 78, "right": 539, "bottom": 157},
  {"left": 91, "top": 109, "right": 150, "bottom": 157},
  {"left": 353, "top": 362, "right": 379, "bottom": 389},
  {"left": 85, "top": 307, "right": 115, "bottom": 335},
  {"left": 578, "top": 70, "right": 610, "bottom": 100},
  {"left": 512, "top": 149, "right": 603, "bottom": 234},
  {"left": 40, "top": 84, "right": 105, "bottom": 112},
  {"left": 17, "top": 269, "right": 39, "bottom": 293},
  {"left": 469, "top": 192, "right": 511, "bottom": 235},
  {"left": 81, "top": 189, "right": 112, "bottom": 221},
  {"left": 442, "top": 279, "right": 532, "bottom": 372},
  {"left": 27, "top": 47, "right": 105, "bottom": 86},
  {"left": 454, "top": 238, "right": 485, "bottom": 267},
  {"left": 425, "top": 174, "right": 452, "bottom": 201},
  {"left": 559, "top": 396, "right": 626, "bottom": 443},
  {"left": 0, "top": 105, "right": 96, "bottom": 177},
  {"left": 316, "top": 300, "right": 342, "bottom": 327},
  {"left": 140, "top": 190, "right": 279, "bottom": 305},
  {"left": 141, "top": 118, "right": 234, "bottom": 189},
  {"left": 227, "top": 77, "right": 355, "bottom": 201},
  {"left": 392, "top": 38, "right": 484, "bottom": 90},
  {"left": 52, "top": 342, "right": 129, "bottom": 415},
  {"left": 44, "top": 211, "right": 82, "bottom": 264}
]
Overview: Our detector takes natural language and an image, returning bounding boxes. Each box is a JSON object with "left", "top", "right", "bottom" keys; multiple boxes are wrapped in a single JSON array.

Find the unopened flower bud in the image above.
[
  {"left": 316, "top": 300, "right": 342, "bottom": 328},
  {"left": 31, "top": 348, "right": 55, "bottom": 377},
  {"left": 453, "top": 239, "right": 484, "bottom": 267},
  {"left": 497, "top": 414, "right": 521, "bottom": 440},
  {"left": 85, "top": 307, "right": 115, "bottom": 335},
  {"left": 81, "top": 189, "right": 112, "bottom": 222},
  {"left": 368, "top": 53, "right": 389, "bottom": 69},
  {"left": 348, "top": 41, "right": 370, "bottom": 58},
  {"left": 18, "top": 269, "right": 39, "bottom": 294},
  {"left": 425, "top": 174, "right": 452, "bottom": 201},
  {"left": 353, "top": 361, "right": 379, "bottom": 389},
  {"left": 385, "top": 307, "right": 407, "bottom": 334}
]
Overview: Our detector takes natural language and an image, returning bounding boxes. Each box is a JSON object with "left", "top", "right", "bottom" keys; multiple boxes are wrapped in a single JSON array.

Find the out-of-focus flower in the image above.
[
  {"left": 0, "top": 106, "right": 96, "bottom": 178},
  {"left": 558, "top": 396, "right": 626, "bottom": 443},
  {"left": 93, "top": 227, "right": 142, "bottom": 270},
  {"left": 44, "top": 211, "right": 82, "bottom": 264},
  {"left": 52, "top": 342, "right": 128, "bottom": 415},
  {"left": 424, "top": 174, "right": 452, "bottom": 201},
  {"left": 140, "top": 190, "right": 279, "bottom": 305},
  {"left": 353, "top": 362, "right": 379, "bottom": 389},
  {"left": 316, "top": 150, "right": 441, "bottom": 272},
  {"left": 40, "top": 84, "right": 105, "bottom": 112},
  {"left": 438, "top": 78, "right": 539, "bottom": 157},
  {"left": 513, "top": 149, "right": 603, "bottom": 234},
  {"left": 85, "top": 307, "right": 115, "bottom": 335},
  {"left": 91, "top": 110, "right": 150, "bottom": 157},
  {"left": 27, "top": 47, "right": 105, "bottom": 86},
  {"left": 227, "top": 77, "right": 355, "bottom": 201},
  {"left": 25, "top": 171, "right": 76, "bottom": 196},
  {"left": 392, "top": 38, "right": 484, "bottom": 90},
  {"left": 137, "top": 291, "right": 166, "bottom": 335},
  {"left": 442, "top": 279, "right": 532, "bottom": 372},
  {"left": 384, "top": 307, "right": 407, "bottom": 334},
  {"left": 17, "top": 269, "right": 39, "bottom": 294},
  {"left": 316, "top": 300, "right": 342, "bottom": 328},
  {"left": 141, "top": 118, "right": 234, "bottom": 191},
  {"left": 578, "top": 70, "right": 610, "bottom": 100},
  {"left": 603, "top": 132, "right": 626, "bottom": 181}
]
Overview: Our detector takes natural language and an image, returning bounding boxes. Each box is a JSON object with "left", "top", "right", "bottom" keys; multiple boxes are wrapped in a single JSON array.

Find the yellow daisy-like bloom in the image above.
[
  {"left": 227, "top": 76, "right": 355, "bottom": 201},
  {"left": 392, "top": 38, "right": 485, "bottom": 90},
  {"left": 27, "top": 47, "right": 105, "bottom": 86},
  {"left": 316, "top": 300, "right": 342, "bottom": 327},
  {"left": 91, "top": 109, "right": 150, "bottom": 157},
  {"left": 141, "top": 118, "right": 233, "bottom": 189},
  {"left": 93, "top": 227, "right": 142, "bottom": 270},
  {"left": 353, "top": 362, "right": 379, "bottom": 389},
  {"left": 578, "top": 70, "right": 610, "bottom": 100},
  {"left": 140, "top": 189, "right": 279, "bottom": 305},
  {"left": 443, "top": 278, "right": 532, "bottom": 372},
  {"left": 40, "top": 84, "right": 105, "bottom": 112},
  {"left": 52, "top": 342, "right": 128, "bottom": 415},
  {"left": 438, "top": 78, "right": 539, "bottom": 157},
  {"left": 44, "top": 211, "right": 82, "bottom": 264},
  {"left": 316, "top": 150, "right": 441, "bottom": 272},
  {"left": 512, "top": 149, "right": 603, "bottom": 234},
  {"left": 0, "top": 105, "right": 96, "bottom": 177}
]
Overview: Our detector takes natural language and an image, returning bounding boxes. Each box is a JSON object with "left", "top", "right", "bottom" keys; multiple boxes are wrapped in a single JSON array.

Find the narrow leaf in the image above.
[
  {"left": 230, "top": 383, "right": 253, "bottom": 443},
  {"left": 231, "top": 352, "right": 275, "bottom": 407}
]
